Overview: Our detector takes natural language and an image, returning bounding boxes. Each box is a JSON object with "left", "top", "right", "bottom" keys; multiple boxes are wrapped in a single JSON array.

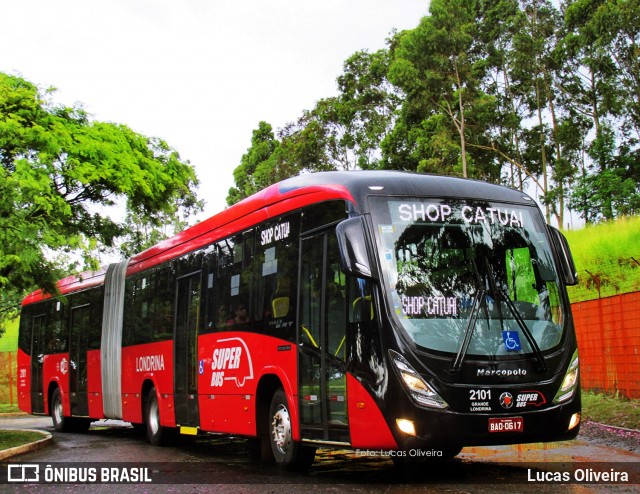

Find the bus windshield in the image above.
[{"left": 370, "top": 197, "right": 566, "bottom": 360}]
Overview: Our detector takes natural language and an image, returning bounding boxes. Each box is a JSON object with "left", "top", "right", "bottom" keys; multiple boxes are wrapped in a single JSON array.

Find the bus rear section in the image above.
[{"left": 17, "top": 286, "right": 104, "bottom": 432}]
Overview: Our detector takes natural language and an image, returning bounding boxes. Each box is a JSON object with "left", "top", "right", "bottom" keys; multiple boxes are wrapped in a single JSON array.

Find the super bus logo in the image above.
[
  {"left": 516, "top": 390, "right": 546, "bottom": 408},
  {"left": 210, "top": 337, "right": 254, "bottom": 388}
]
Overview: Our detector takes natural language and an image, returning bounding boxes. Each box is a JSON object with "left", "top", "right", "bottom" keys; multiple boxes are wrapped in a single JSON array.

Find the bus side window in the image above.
[
  {"left": 153, "top": 265, "right": 175, "bottom": 341},
  {"left": 18, "top": 306, "right": 34, "bottom": 355},
  {"left": 253, "top": 214, "right": 299, "bottom": 340},
  {"left": 346, "top": 276, "right": 384, "bottom": 384},
  {"left": 217, "top": 232, "right": 252, "bottom": 331},
  {"left": 348, "top": 278, "right": 374, "bottom": 324},
  {"left": 87, "top": 287, "right": 103, "bottom": 350},
  {"left": 124, "top": 274, "right": 152, "bottom": 345},
  {"left": 215, "top": 239, "right": 234, "bottom": 330},
  {"left": 201, "top": 245, "right": 218, "bottom": 333},
  {"left": 44, "top": 299, "right": 65, "bottom": 353}
]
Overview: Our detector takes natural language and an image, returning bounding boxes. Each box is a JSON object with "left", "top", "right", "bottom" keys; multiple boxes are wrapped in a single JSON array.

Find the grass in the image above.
[
  {"left": 563, "top": 216, "right": 640, "bottom": 262},
  {"left": 0, "top": 318, "right": 18, "bottom": 352},
  {"left": 0, "top": 403, "right": 21, "bottom": 414},
  {"left": 0, "top": 430, "right": 45, "bottom": 450},
  {"left": 564, "top": 215, "right": 640, "bottom": 302},
  {"left": 580, "top": 390, "right": 640, "bottom": 430}
]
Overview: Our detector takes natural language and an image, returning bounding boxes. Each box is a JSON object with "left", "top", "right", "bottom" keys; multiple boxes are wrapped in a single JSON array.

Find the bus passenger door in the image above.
[
  {"left": 299, "top": 230, "right": 349, "bottom": 444},
  {"left": 174, "top": 272, "right": 201, "bottom": 428},
  {"left": 30, "top": 314, "right": 46, "bottom": 414},
  {"left": 69, "top": 304, "right": 90, "bottom": 417}
]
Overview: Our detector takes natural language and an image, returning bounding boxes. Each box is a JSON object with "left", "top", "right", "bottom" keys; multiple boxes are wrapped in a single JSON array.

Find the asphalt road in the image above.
[{"left": 1, "top": 415, "right": 638, "bottom": 493}]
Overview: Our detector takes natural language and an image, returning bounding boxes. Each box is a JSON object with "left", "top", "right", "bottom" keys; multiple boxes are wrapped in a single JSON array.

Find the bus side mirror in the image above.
[
  {"left": 336, "top": 217, "right": 376, "bottom": 280},
  {"left": 549, "top": 226, "right": 578, "bottom": 286}
]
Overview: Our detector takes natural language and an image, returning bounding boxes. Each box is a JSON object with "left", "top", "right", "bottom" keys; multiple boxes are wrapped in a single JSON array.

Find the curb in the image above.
[
  {"left": 0, "top": 429, "right": 53, "bottom": 460},
  {"left": 587, "top": 420, "right": 640, "bottom": 434}
]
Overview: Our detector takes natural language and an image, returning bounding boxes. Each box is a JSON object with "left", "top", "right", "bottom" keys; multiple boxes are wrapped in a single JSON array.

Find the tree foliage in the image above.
[
  {"left": 385, "top": 0, "right": 497, "bottom": 179},
  {"left": 0, "top": 72, "right": 201, "bottom": 318},
  {"left": 228, "top": 0, "right": 639, "bottom": 225},
  {"left": 227, "top": 49, "right": 399, "bottom": 204}
]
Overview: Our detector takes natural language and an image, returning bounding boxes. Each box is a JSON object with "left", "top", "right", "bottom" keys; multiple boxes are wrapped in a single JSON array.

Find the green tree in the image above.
[
  {"left": 227, "top": 1, "right": 639, "bottom": 223},
  {"left": 385, "top": 0, "right": 496, "bottom": 179},
  {"left": 227, "top": 121, "right": 281, "bottom": 205},
  {"left": 508, "top": 0, "right": 567, "bottom": 224},
  {"left": 280, "top": 49, "right": 399, "bottom": 173},
  {"left": 563, "top": 0, "right": 640, "bottom": 222},
  {"left": 476, "top": 0, "right": 549, "bottom": 194},
  {"left": 228, "top": 49, "right": 401, "bottom": 206},
  {"left": 0, "top": 73, "right": 200, "bottom": 320}
]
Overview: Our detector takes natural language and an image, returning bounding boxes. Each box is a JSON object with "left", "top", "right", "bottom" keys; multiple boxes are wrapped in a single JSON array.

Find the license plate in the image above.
[{"left": 488, "top": 417, "right": 524, "bottom": 433}]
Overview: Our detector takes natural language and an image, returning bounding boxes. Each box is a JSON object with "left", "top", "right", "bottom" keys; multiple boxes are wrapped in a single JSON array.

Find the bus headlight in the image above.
[
  {"left": 553, "top": 349, "right": 579, "bottom": 404},
  {"left": 389, "top": 350, "right": 448, "bottom": 409}
]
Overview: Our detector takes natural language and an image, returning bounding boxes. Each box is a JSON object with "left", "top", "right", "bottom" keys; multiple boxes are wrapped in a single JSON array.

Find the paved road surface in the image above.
[{"left": 1, "top": 415, "right": 638, "bottom": 493}]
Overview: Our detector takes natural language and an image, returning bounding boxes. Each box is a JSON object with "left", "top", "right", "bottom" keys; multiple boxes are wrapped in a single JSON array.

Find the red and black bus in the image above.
[{"left": 17, "top": 171, "right": 580, "bottom": 467}]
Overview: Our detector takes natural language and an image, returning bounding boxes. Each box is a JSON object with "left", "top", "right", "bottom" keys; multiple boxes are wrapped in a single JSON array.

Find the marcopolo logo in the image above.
[
  {"left": 210, "top": 337, "right": 254, "bottom": 388},
  {"left": 477, "top": 368, "right": 527, "bottom": 377}
]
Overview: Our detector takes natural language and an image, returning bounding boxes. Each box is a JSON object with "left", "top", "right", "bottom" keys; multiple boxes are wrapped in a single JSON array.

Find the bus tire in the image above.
[
  {"left": 50, "top": 387, "right": 68, "bottom": 432},
  {"left": 268, "top": 388, "right": 316, "bottom": 469},
  {"left": 145, "top": 387, "right": 171, "bottom": 446},
  {"left": 50, "top": 388, "right": 92, "bottom": 432}
]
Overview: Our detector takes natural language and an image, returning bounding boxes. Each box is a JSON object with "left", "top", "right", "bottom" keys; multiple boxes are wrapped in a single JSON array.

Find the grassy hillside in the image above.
[
  {"left": 0, "top": 318, "right": 18, "bottom": 352},
  {"left": 563, "top": 215, "right": 640, "bottom": 303}
]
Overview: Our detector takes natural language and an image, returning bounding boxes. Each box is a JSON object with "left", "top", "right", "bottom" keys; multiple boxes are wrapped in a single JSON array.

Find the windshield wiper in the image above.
[
  {"left": 485, "top": 257, "right": 548, "bottom": 373},
  {"left": 449, "top": 289, "right": 483, "bottom": 374},
  {"left": 484, "top": 257, "right": 548, "bottom": 372},
  {"left": 450, "top": 258, "right": 486, "bottom": 374},
  {"left": 449, "top": 256, "right": 548, "bottom": 374},
  {"left": 499, "top": 290, "right": 548, "bottom": 372}
]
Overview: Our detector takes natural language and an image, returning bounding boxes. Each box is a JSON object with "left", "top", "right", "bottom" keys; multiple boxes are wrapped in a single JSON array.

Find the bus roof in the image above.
[{"left": 21, "top": 171, "right": 535, "bottom": 305}]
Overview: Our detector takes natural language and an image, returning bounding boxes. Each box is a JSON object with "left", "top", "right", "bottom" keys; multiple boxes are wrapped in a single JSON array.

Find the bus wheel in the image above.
[
  {"left": 268, "top": 388, "right": 316, "bottom": 469},
  {"left": 50, "top": 388, "right": 91, "bottom": 432},
  {"left": 51, "top": 388, "right": 67, "bottom": 432},
  {"left": 145, "top": 387, "right": 171, "bottom": 446}
]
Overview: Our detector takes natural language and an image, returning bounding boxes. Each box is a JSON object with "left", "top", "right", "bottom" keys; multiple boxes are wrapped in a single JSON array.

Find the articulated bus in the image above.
[{"left": 17, "top": 171, "right": 580, "bottom": 467}]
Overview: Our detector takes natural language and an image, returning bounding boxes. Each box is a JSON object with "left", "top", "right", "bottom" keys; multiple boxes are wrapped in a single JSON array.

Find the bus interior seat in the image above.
[
  {"left": 272, "top": 297, "right": 290, "bottom": 318},
  {"left": 352, "top": 296, "right": 374, "bottom": 322}
]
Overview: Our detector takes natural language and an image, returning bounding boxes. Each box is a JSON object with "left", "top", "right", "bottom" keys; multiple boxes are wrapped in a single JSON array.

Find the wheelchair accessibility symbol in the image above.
[{"left": 502, "top": 331, "right": 522, "bottom": 351}]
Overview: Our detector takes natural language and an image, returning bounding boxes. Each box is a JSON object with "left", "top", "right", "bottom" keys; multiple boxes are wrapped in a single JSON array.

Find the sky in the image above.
[{"left": 1, "top": 0, "right": 429, "bottom": 219}]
